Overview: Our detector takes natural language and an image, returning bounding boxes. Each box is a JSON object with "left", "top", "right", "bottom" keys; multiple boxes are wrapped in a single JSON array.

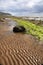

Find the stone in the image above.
[{"left": 13, "top": 26, "right": 26, "bottom": 33}]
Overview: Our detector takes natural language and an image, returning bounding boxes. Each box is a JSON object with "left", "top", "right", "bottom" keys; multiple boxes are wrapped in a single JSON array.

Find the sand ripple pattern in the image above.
[
  {"left": 0, "top": 33, "right": 42, "bottom": 65},
  {"left": 0, "top": 47, "right": 41, "bottom": 65}
]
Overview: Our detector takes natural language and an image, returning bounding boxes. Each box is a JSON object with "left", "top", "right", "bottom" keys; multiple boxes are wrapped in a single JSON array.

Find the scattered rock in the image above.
[{"left": 0, "top": 18, "right": 4, "bottom": 22}]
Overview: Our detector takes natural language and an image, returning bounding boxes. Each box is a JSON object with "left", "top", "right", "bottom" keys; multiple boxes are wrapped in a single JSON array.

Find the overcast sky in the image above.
[{"left": 0, "top": 0, "right": 43, "bottom": 16}]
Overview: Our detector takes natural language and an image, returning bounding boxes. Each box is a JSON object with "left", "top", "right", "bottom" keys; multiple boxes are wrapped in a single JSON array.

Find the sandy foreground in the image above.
[{"left": 0, "top": 21, "right": 43, "bottom": 65}]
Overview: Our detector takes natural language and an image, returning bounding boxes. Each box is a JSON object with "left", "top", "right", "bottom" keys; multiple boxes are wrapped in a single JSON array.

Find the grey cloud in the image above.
[
  {"left": 34, "top": 5, "right": 43, "bottom": 13},
  {"left": 32, "top": 0, "right": 43, "bottom": 13},
  {"left": 0, "top": 0, "right": 43, "bottom": 16}
]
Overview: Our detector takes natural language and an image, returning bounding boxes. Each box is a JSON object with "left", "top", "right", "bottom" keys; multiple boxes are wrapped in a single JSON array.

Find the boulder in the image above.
[
  {"left": 41, "top": 64, "right": 43, "bottom": 65},
  {"left": 13, "top": 26, "right": 26, "bottom": 33}
]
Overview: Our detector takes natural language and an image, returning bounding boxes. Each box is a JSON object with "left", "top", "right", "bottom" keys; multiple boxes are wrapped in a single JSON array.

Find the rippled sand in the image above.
[{"left": 0, "top": 21, "right": 43, "bottom": 65}]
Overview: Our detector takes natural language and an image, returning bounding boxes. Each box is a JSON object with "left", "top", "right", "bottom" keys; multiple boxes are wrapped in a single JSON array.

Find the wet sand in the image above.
[{"left": 0, "top": 19, "right": 43, "bottom": 65}]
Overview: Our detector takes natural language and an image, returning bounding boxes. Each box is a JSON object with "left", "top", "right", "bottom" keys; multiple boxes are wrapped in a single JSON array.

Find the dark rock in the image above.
[
  {"left": 0, "top": 64, "right": 2, "bottom": 65},
  {"left": 13, "top": 26, "right": 26, "bottom": 33},
  {"left": 41, "top": 64, "right": 43, "bottom": 65}
]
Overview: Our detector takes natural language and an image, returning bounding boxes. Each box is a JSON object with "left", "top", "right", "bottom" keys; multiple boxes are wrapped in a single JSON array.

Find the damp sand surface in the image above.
[{"left": 0, "top": 18, "right": 43, "bottom": 65}]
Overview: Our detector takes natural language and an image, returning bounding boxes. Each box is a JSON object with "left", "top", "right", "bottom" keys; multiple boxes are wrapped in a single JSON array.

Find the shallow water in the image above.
[
  {"left": 0, "top": 18, "right": 17, "bottom": 30},
  {"left": 7, "top": 20, "right": 17, "bottom": 31},
  {"left": 0, "top": 18, "right": 17, "bottom": 35}
]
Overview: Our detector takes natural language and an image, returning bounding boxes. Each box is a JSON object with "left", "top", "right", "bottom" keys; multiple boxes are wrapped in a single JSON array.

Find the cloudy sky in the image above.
[{"left": 0, "top": 0, "right": 43, "bottom": 16}]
